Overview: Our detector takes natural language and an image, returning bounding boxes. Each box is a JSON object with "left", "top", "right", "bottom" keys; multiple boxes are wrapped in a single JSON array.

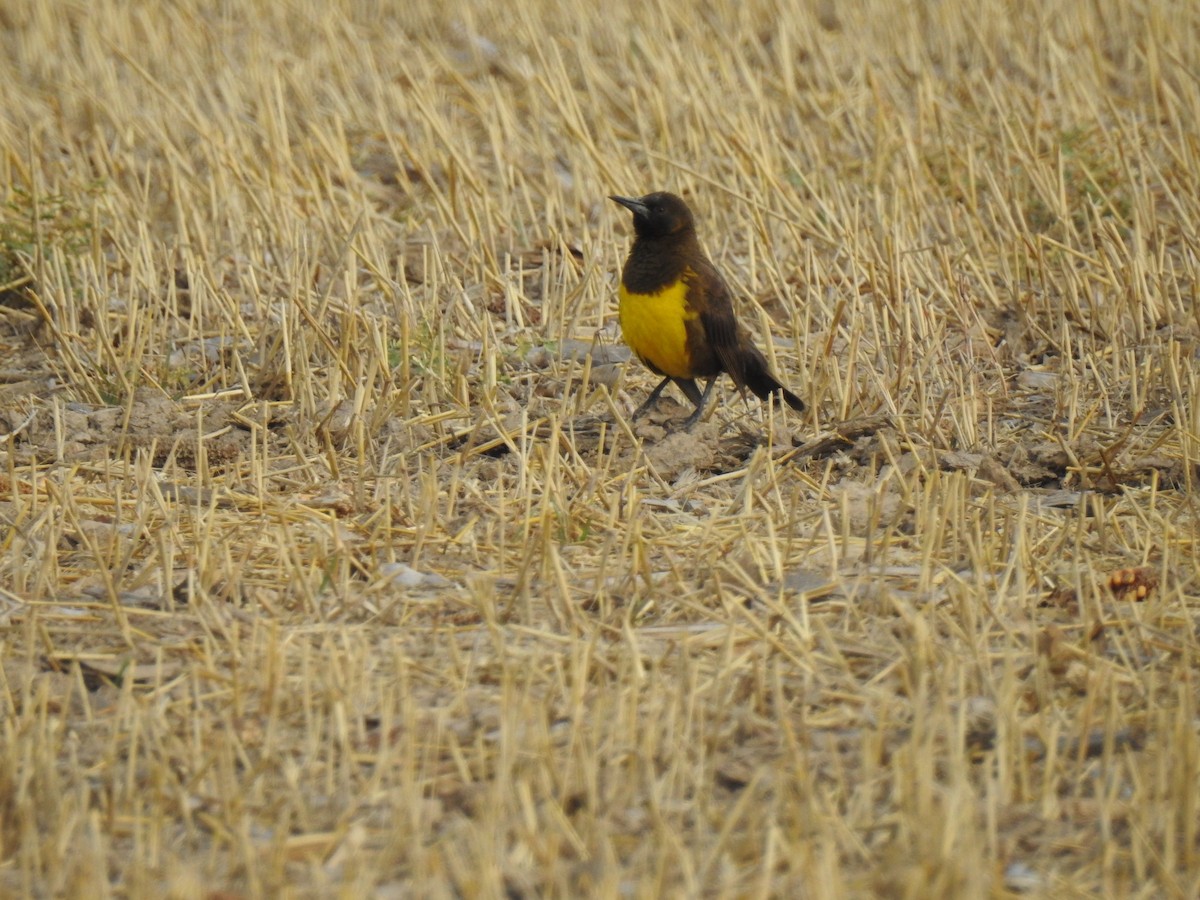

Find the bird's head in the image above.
[{"left": 609, "top": 191, "right": 694, "bottom": 239}]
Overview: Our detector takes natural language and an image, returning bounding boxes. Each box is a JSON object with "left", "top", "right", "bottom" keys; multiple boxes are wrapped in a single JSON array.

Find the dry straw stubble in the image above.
[{"left": 0, "top": 0, "right": 1199, "bottom": 896}]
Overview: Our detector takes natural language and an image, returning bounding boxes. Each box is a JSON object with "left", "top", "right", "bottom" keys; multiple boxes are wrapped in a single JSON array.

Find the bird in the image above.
[{"left": 609, "top": 191, "right": 806, "bottom": 429}]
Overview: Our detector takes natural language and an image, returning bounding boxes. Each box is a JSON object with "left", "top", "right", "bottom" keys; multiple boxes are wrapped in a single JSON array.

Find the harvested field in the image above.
[{"left": 1, "top": 0, "right": 1199, "bottom": 896}]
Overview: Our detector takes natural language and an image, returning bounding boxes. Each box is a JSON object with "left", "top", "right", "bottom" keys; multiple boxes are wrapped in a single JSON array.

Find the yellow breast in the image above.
[{"left": 618, "top": 277, "right": 696, "bottom": 379}]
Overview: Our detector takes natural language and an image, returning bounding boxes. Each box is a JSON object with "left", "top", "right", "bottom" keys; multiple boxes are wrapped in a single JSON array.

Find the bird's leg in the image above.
[
  {"left": 632, "top": 376, "right": 673, "bottom": 420},
  {"left": 679, "top": 377, "right": 719, "bottom": 430}
]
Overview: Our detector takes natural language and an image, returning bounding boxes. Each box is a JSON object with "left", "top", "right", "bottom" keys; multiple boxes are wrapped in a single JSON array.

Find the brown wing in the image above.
[
  {"left": 692, "top": 260, "right": 749, "bottom": 386},
  {"left": 694, "top": 258, "right": 806, "bottom": 410}
]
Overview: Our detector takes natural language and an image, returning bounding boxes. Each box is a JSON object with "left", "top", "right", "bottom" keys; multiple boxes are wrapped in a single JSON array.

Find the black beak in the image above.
[{"left": 609, "top": 195, "right": 648, "bottom": 217}]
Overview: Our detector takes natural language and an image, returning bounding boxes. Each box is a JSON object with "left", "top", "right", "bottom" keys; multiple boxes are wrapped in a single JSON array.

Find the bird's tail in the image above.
[{"left": 742, "top": 351, "right": 806, "bottom": 413}]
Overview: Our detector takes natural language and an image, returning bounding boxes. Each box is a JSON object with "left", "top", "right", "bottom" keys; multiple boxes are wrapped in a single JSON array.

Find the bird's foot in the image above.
[{"left": 631, "top": 399, "right": 657, "bottom": 421}]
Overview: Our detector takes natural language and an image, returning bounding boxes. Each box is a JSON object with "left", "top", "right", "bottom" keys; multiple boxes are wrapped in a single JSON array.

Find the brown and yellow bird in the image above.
[{"left": 610, "top": 191, "right": 806, "bottom": 428}]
